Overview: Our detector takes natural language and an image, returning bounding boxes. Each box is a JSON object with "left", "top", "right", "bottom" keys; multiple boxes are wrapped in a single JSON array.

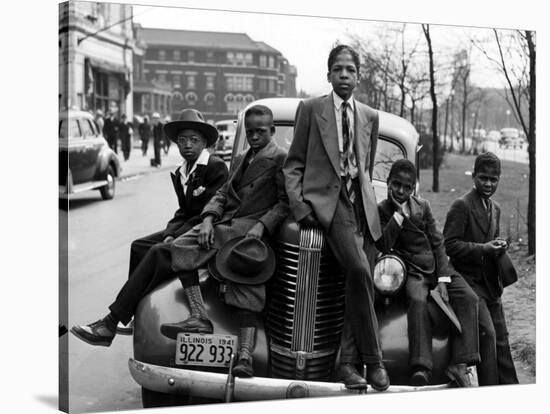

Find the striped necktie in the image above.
[{"left": 342, "top": 101, "right": 355, "bottom": 203}]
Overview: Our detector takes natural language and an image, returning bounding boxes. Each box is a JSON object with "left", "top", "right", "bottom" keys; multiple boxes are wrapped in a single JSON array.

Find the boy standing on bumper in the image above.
[
  {"left": 444, "top": 152, "right": 519, "bottom": 385},
  {"left": 377, "top": 159, "right": 480, "bottom": 387},
  {"left": 283, "top": 45, "right": 389, "bottom": 391}
]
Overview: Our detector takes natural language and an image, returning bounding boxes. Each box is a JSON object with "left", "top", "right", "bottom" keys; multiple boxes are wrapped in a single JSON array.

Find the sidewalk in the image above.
[{"left": 116, "top": 144, "right": 182, "bottom": 180}]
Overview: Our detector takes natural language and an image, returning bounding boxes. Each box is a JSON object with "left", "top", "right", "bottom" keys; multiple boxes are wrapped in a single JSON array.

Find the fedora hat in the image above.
[
  {"left": 163, "top": 109, "right": 218, "bottom": 147},
  {"left": 209, "top": 237, "right": 276, "bottom": 285}
]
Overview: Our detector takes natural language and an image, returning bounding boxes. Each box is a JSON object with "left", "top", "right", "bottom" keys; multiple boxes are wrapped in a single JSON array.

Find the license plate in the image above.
[{"left": 175, "top": 333, "right": 238, "bottom": 367}]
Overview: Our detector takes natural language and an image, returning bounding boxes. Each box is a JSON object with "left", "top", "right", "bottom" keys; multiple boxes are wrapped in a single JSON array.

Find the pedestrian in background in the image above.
[
  {"left": 95, "top": 109, "right": 104, "bottom": 134},
  {"left": 119, "top": 113, "right": 133, "bottom": 161},
  {"left": 151, "top": 112, "right": 163, "bottom": 167},
  {"left": 104, "top": 111, "right": 119, "bottom": 154},
  {"left": 138, "top": 115, "right": 152, "bottom": 156},
  {"left": 163, "top": 115, "right": 172, "bottom": 154}
]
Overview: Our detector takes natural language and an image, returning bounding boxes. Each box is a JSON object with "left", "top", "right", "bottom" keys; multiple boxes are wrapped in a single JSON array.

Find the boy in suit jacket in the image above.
[
  {"left": 283, "top": 45, "right": 388, "bottom": 391},
  {"left": 158, "top": 105, "right": 289, "bottom": 377},
  {"left": 444, "top": 152, "right": 519, "bottom": 385},
  {"left": 71, "top": 109, "right": 228, "bottom": 343},
  {"left": 377, "top": 159, "right": 479, "bottom": 387}
]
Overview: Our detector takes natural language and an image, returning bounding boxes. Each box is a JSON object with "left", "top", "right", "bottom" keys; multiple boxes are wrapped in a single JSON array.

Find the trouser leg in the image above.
[
  {"left": 327, "top": 195, "right": 382, "bottom": 365},
  {"left": 488, "top": 298, "right": 519, "bottom": 384},
  {"left": 406, "top": 274, "right": 432, "bottom": 371},
  {"left": 109, "top": 243, "right": 174, "bottom": 324},
  {"left": 128, "top": 230, "right": 166, "bottom": 278},
  {"left": 477, "top": 297, "right": 499, "bottom": 386},
  {"left": 447, "top": 275, "right": 480, "bottom": 365}
]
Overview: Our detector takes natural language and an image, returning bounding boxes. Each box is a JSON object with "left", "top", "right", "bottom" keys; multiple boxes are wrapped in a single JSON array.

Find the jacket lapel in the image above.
[
  {"left": 315, "top": 95, "right": 340, "bottom": 176},
  {"left": 238, "top": 141, "right": 277, "bottom": 187},
  {"left": 403, "top": 197, "right": 426, "bottom": 235},
  {"left": 470, "top": 190, "right": 490, "bottom": 236},
  {"left": 171, "top": 167, "right": 186, "bottom": 208},
  {"left": 353, "top": 104, "right": 372, "bottom": 176}
]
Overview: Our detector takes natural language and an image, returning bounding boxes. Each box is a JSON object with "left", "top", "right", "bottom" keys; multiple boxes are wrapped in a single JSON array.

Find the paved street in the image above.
[{"left": 62, "top": 170, "right": 180, "bottom": 413}]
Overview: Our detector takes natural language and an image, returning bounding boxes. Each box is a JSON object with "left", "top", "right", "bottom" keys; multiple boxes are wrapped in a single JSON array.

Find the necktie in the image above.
[{"left": 342, "top": 102, "right": 355, "bottom": 203}]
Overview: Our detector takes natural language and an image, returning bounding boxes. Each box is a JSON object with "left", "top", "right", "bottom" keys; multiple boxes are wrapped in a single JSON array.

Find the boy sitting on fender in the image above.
[{"left": 376, "top": 159, "right": 480, "bottom": 387}]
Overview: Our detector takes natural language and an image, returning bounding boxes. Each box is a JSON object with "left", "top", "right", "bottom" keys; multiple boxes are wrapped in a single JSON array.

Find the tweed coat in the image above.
[
  {"left": 283, "top": 94, "right": 382, "bottom": 240},
  {"left": 443, "top": 188, "right": 502, "bottom": 298},
  {"left": 164, "top": 155, "right": 229, "bottom": 238},
  {"left": 171, "top": 140, "right": 289, "bottom": 272},
  {"left": 377, "top": 195, "right": 454, "bottom": 287}
]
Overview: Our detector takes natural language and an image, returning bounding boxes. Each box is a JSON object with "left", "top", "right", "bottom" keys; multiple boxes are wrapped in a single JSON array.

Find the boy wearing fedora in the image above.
[
  {"left": 159, "top": 104, "right": 289, "bottom": 377},
  {"left": 443, "top": 152, "right": 518, "bottom": 386},
  {"left": 71, "top": 109, "right": 228, "bottom": 342}
]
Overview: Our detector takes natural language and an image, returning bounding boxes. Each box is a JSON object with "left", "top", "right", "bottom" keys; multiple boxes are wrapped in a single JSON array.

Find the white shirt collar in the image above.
[
  {"left": 179, "top": 148, "right": 210, "bottom": 192},
  {"left": 332, "top": 90, "right": 355, "bottom": 111}
]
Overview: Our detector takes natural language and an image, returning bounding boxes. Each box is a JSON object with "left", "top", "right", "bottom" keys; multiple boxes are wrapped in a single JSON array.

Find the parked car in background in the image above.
[
  {"left": 59, "top": 110, "right": 121, "bottom": 200},
  {"left": 213, "top": 119, "right": 236, "bottom": 161},
  {"left": 499, "top": 127, "right": 523, "bottom": 149}
]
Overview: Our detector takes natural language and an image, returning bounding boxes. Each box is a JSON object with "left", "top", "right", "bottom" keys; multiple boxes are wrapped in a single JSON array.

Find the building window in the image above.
[
  {"left": 158, "top": 49, "right": 166, "bottom": 61},
  {"left": 187, "top": 75, "right": 196, "bottom": 89},
  {"left": 204, "top": 92, "right": 215, "bottom": 106},
  {"left": 268, "top": 56, "right": 275, "bottom": 68},
  {"left": 158, "top": 73, "right": 166, "bottom": 83},
  {"left": 259, "top": 79, "right": 267, "bottom": 92},
  {"left": 259, "top": 55, "right": 267, "bottom": 67},
  {"left": 269, "top": 79, "right": 276, "bottom": 93},
  {"left": 227, "top": 52, "right": 253, "bottom": 66},
  {"left": 225, "top": 93, "right": 246, "bottom": 113},
  {"left": 226, "top": 75, "right": 253, "bottom": 91},
  {"left": 172, "top": 74, "right": 181, "bottom": 88},
  {"left": 245, "top": 94, "right": 255, "bottom": 103},
  {"left": 205, "top": 75, "right": 215, "bottom": 90},
  {"left": 173, "top": 50, "right": 181, "bottom": 61},
  {"left": 188, "top": 50, "right": 195, "bottom": 62},
  {"left": 245, "top": 53, "right": 253, "bottom": 66},
  {"left": 206, "top": 51, "right": 215, "bottom": 62},
  {"left": 185, "top": 92, "right": 198, "bottom": 105}
]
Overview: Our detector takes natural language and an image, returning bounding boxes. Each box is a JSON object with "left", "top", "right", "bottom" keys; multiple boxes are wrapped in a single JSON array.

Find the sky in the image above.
[{"left": 132, "top": 4, "right": 520, "bottom": 96}]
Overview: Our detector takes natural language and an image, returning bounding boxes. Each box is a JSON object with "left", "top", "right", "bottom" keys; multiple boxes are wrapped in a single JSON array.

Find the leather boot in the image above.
[
  {"left": 232, "top": 327, "right": 256, "bottom": 377},
  {"left": 161, "top": 284, "right": 213, "bottom": 339}
]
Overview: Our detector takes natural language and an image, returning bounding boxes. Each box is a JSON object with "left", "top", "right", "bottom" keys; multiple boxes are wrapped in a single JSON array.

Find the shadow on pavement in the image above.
[{"left": 34, "top": 394, "right": 58, "bottom": 409}]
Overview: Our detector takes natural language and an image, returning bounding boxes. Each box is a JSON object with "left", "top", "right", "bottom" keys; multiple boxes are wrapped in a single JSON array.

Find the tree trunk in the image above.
[
  {"left": 423, "top": 24, "right": 439, "bottom": 192},
  {"left": 461, "top": 74, "right": 468, "bottom": 153},
  {"left": 526, "top": 30, "right": 536, "bottom": 255}
]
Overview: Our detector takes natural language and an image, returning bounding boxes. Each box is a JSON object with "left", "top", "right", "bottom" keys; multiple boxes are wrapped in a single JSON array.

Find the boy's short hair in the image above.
[
  {"left": 327, "top": 44, "right": 360, "bottom": 72},
  {"left": 387, "top": 159, "right": 417, "bottom": 183},
  {"left": 245, "top": 105, "right": 273, "bottom": 123},
  {"left": 473, "top": 152, "right": 501, "bottom": 176}
]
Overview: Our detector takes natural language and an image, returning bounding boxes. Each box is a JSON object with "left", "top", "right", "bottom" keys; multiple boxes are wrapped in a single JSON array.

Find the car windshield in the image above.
[{"left": 59, "top": 118, "right": 81, "bottom": 140}]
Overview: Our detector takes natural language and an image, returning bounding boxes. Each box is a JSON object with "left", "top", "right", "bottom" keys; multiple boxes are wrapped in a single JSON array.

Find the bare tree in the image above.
[
  {"left": 422, "top": 24, "right": 439, "bottom": 192},
  {"left": 472, "top": 30, "right": 536, "bottom": 254}
]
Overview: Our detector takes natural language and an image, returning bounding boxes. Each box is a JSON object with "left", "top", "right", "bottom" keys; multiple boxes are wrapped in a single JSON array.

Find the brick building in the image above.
[
  {"left": 133, "top": 26, "right": 297, "bottom": 123},
  {"left": 59, "top": 1, "right": 139, "bottom": 117}
]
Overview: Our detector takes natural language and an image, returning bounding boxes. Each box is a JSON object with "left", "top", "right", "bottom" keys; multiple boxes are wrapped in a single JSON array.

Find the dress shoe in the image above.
[
  {"left": 367, "top": 363, "right": 390, "bottom": 391},
  {"left": 160, "top": 316, "right": 213, "bottom": 339},
  {"left": 70, "top": 319, "right": 115, "bottom": 347},
  {"left": 446, "top": 363, "right": 472, "bottom": 387},
  {"left": 410, "top": 369, "right": 431, "bottom": 386},
  {"left": 232, "top": 357, "right": 254, "bottom": 378},
  {"left": 336, "top": 363, "right": 368, "bottom": 390},
  {"left": 116, "top": 319, "right": 134, "bottom": 336}
]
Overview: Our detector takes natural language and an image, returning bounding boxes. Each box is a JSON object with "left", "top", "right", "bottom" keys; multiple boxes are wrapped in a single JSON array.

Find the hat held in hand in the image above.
[{"left": 209, "top": 236, "right": 276, "bottom": 285}]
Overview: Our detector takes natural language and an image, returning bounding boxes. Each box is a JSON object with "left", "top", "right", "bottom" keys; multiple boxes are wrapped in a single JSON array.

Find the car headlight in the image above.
[{"left": 373, "top": 254, "right": 406, "bottom": 296}]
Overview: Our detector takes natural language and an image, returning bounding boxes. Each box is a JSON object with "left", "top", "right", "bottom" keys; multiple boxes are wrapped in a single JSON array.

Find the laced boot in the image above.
[
  {"left": 232, "top": 326, "right": 256, "bottom": 377},
  {"left": 160, "top": 284, "right": 213, "bottom": 339}
]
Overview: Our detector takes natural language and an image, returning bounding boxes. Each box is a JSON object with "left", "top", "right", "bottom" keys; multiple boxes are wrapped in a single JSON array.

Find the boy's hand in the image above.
[
  {"left": 483, "top": 240, "right": 507, "bottom": 257},
  {"left": 299, "top": 213, "right": 319, "bottom": 228},
  {"left": 198, "top": 216, "right": 215, "bottom": 249},
  {"left": 246, "top": 222, "right": 265, "bottom": 239},
  {"left": 435, "top": 282, "right": 449, "bottom": 303}
]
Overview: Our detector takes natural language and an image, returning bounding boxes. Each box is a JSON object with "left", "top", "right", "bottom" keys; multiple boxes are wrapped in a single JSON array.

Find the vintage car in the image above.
[
  {"left": 129, "top": 98, "right": 454, "bottom": 408},
  {"left": 59, "top": 110, "right": 121, "bottom": 200},
  {"left": 213, "top": 119, "right": 237, "bottom": 161},
  {"left": 499, "top": 127, "right": 523, "bottom": 150}
]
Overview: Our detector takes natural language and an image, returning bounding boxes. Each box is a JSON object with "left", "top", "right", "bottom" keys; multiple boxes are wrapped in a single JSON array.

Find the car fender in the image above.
[
  {"left": 95, "top": 143, "right": 120, "bottom": 180},
  {"left": 133, "top": 276, "right": 269, "bottom": 377}
]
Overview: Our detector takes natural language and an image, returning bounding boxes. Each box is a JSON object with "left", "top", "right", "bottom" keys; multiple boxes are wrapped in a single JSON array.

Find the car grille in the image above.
[{"left": 267, "top": 227, "right": 345, "bottom": 381}]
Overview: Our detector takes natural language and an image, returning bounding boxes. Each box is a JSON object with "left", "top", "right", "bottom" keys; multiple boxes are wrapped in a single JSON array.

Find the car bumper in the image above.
[{"left": 128, "top": 358, "right": 451, "bottom": 401}]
